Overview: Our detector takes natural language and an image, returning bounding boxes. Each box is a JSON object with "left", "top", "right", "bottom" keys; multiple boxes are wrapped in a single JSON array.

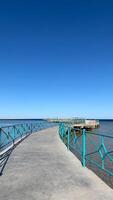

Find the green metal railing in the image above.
[
  {"left": 59, "top": 123, "right": 113, "bottom": 176},
  {"left": 0, "top": 121, "right": 56, "bottom": 175},
  {"left": 0, "top": 121, "right": 56, "bottom": 151}
]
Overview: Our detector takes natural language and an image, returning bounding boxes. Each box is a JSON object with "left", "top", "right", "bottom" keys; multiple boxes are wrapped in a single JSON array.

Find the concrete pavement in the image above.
[{"left": 0, "top": 126, "right": 113, "bottom": 200}]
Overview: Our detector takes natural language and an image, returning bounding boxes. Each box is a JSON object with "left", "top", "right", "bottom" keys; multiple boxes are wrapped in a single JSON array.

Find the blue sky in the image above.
[{"left": 0, "top": 0, "right": 113, "bottom": 119}]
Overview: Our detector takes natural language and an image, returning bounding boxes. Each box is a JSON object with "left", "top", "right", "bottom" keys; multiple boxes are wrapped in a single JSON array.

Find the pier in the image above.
[
  {"left": 48, "top": 119, "right": 99, "bottom": 130},
  {"left": 0, "top": 127, "right": 113, "bottom": 200}
]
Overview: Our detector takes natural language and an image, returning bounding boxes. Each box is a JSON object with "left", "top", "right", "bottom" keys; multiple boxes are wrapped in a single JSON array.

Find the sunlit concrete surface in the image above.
[{"left": 0, "top": 127, "right": 113, "bottom": 200}]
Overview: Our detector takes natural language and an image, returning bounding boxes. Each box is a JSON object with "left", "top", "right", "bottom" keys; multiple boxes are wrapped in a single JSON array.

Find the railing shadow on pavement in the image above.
[{"left": 0, "top": 122, "right": 56, "bottom": 175}]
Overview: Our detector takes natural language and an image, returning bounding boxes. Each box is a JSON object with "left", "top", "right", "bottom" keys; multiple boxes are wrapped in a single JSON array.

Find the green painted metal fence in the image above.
[
  {"left": 0, "top": 121, "right": 56, "bottom": 175},
  {"left": 59, "top": 123, "right": 113, "bottom": 176}
]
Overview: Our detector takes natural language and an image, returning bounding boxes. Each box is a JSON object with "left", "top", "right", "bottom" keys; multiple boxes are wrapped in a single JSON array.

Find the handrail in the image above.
[
  {"left": 0, "top": 121, "right": 56, "bottom": 175},
  {"left": 87, "top": 131, "right": 113, "bottom": 138},
  {"left": 59, "top": 123, "right": 113, "bottom": 176},
  {"left": 0, "top": 121, "right": 56, "bottom": 152}
]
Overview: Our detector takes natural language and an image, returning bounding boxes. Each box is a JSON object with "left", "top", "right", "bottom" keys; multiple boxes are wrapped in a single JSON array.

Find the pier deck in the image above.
[{"left": 0, "top": 127, "right": 113, "bottom": 200}]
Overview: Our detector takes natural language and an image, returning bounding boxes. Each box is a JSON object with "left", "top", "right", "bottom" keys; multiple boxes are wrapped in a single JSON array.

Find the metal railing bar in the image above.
[{"left": 87, "top": 131, "right": 113, "bottom": 139}]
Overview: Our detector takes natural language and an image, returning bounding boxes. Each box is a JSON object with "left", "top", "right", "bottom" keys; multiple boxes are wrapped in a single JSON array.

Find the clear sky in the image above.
[{"left": 0, "top": 0, "right": 113, "bottom": 119}]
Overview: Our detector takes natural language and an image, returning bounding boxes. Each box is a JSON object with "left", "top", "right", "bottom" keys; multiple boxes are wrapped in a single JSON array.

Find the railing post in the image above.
[
  {"left": 31, "top": 123, "right": 32, "bottom": 134},
  {"left": 101, "top": 136, "right": 105, "bottom": 170},
  {"left": 82, "top": 129, "right": 86, "bottom": 167},
  {"left": 67, "top": 127, "right": 70, "bottom": 150},
  {"left": 62, "top": 124, "right": 64, "bottom": 140},
  {"left": 12, "top": 126, "right": 15, "bottom": 144}
]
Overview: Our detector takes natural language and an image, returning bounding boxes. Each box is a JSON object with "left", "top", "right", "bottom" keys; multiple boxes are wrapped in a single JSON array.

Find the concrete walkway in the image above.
[{"left": 0, "top": 127, "right": 113, "bottom": 200}]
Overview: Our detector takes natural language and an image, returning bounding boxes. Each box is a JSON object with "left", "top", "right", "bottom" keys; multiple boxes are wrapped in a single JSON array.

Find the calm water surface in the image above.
[
  {"left": 71, "top": 120, "right": 113, "bottom": 189},
  {"left": 0, "top": 119, "right": 44, "bottom": 127},
  {"left": 95, "top": 120, "right": 113, "bottom": 135}
]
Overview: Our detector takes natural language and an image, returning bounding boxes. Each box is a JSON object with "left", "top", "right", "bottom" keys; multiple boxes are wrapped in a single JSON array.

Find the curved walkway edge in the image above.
[{"left": 0, "top": 127, "right": 113, "bottom": 200}]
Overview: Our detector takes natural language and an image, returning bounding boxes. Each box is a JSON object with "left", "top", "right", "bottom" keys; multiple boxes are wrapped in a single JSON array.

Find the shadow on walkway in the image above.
[
  {"left": 0, "top": 148, "right": 14, "bottom": 176},
  {"left": 0, "top": 134, "right": 30, "bottom": 176}
]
